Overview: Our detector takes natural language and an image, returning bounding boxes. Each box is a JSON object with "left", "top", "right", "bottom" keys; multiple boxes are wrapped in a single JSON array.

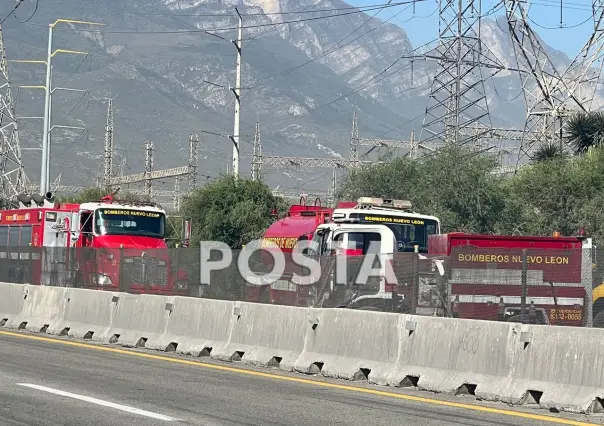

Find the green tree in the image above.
[
  {"left": 565, "top": 111, "right": 604, "bottom": 154},
  {"left": 56, "top": 187, "right": 149, "bottom": 204},
  {"left": 339, "top": 145, "right": 507, "bottom": 234},
  {"left": 503, "top": 148, "right": 604, "bottom": 239},
  {"left": 181, "top": 175, "right": 288, "bottom": 248},
  {"left": 529, "top": 142, "right": 568, "bottom": 164}
]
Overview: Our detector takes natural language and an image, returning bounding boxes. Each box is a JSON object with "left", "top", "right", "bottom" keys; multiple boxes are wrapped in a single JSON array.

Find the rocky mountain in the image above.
[{"left": 0, "top": 0, "right": 588, "bottom": 196}]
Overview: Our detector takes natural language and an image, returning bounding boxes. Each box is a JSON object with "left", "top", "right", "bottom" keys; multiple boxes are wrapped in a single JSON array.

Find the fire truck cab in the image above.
[
  {"left": 252, "top": 197, "right": 334, "bottom": 304},
  {"left": 329, "top": 197, "right": 441, "bottom": 253},
  {"left": 307, "top": 222, "right": 403, "bottom": 311},
  {"left": 0, "top": 191, "right": 189, "bottom": 294},
  {"left": 255, "top": 196, "right": 443, "bottom": 311},
  {"left": 305, "top": 197, "right": 444, "bottom": 312}
]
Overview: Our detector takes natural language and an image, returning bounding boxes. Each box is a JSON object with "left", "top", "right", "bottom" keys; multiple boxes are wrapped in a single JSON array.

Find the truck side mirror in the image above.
[{"left": 70, "top": 212, "right": 80, "bottom": 233}]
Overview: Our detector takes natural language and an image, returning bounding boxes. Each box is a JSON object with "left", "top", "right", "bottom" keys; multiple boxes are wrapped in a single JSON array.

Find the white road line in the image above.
[{"left": 17, "top": 383, "right": 178, "bottom": 421}]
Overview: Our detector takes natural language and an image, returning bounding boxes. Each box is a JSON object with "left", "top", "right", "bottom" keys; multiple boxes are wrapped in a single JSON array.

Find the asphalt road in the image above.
[{"left": 0, "top": 331, "right": 595, "bottom": 426}]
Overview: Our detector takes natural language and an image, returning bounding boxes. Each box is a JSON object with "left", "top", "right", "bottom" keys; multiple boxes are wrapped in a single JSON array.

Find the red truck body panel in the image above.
[
  {"left": 428, "top": 233, "right": 586, "bottom": 326},
  {"left": 253, "top": 204, "right": 334, "bottom": 305},
  {"left": 0, "top": 201, "right": 186, "bottom": 295}
]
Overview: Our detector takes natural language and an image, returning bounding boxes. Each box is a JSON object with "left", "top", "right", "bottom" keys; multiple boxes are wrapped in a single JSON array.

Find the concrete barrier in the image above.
[
  {"left": 12, "top": 285, "right": 70, "bottom": 333},
  {"left": 215, "top": 302, "right": 308, "bottom": 370},
  {"left": 388, "top": 315, "right": 517, "bottom": 401},
  {"left": 500, "top": 324, "right": 604, "bottom": 414},
  {"left": 156, "top": 297, "right": 234, "bottom": 357},
  {"left": 48, "top": 289, "right": 118, "bottom": 341},
  {"left": 98, "top": 293, "right": 173, "bottom": 349},
  {"left": 294, "top": 308, "right": 402, "bottom": 384},
  {"left": 0, "top": 282, "right": 28, "bottom": 327},
  {"left": 4, "top": 282, "right": 604, "bottom": 415}
]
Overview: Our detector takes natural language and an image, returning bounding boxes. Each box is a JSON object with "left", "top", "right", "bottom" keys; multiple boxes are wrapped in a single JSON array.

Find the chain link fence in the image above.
[{"left": 0, "top": 245, "right": 600, "bottom": 327}]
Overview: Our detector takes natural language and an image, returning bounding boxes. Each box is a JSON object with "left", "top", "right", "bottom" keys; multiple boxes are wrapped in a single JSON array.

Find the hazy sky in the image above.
[{"left": 348, "top": 0, "right": 597, "bottom": 58}]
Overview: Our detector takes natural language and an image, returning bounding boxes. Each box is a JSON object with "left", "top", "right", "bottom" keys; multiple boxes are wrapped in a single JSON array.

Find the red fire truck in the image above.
[
  {"left": 428, "top": 232, "right": 593, "bottom": 326},
  {"left": 251, "top": 197, "right": 334, "bottom": 305},
  {"left": 0, "top": 191, "right": 190, "bottom": 295},
  {"left": 254, "top": 196, "right": 443, "bottom": 310}
]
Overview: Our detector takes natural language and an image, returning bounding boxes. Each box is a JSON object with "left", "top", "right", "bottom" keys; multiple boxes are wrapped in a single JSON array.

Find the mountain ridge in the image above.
[{"left": 0, "top": 0, "right": 587, "bottom": 194}]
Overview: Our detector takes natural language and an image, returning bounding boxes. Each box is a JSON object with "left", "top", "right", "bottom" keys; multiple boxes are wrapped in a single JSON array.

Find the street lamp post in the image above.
[{"left": 39, "top": 19, "right": 103, "bottom": 195}]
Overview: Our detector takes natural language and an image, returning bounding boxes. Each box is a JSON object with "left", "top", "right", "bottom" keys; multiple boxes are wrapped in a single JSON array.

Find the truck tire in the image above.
[
  {"left": 72, "top": 272, "right": 84, "bottom": 289},
  {"left": 594, "top": 310, "right": 604, "bottom": 328}
]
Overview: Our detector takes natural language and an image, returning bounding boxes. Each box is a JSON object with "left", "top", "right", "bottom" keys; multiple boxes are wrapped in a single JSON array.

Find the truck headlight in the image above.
[{"left": 90, "top": 273, "right": 112, "bottom": 286}]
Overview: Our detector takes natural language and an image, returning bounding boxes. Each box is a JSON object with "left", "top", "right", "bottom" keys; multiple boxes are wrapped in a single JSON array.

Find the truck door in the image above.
[
  {"left": 41, "top": 211, "right": 72, "bottom": 286},
  {"left": 331, "top": 230, "right": 383, "bottom": 293}
]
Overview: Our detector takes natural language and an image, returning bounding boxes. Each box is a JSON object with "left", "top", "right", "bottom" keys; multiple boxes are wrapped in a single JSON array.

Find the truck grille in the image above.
[{"left": 121, "top": 256, "right": 167, "bottom": 287}]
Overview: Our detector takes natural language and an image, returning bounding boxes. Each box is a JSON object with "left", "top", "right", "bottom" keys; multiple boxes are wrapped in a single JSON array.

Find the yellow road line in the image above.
[{"left": 0, "top": 329, "right": 594, "bottom": 426}]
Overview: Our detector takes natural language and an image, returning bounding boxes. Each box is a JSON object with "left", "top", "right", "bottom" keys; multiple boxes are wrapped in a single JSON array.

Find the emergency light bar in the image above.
[{"left": 357, "top": 197, "right": 412, "bottom": 210}]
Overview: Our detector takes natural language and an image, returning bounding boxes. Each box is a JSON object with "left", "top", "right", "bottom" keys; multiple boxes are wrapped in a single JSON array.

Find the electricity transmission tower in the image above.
[
  {"left": 505, "top": 0, "right": 604, "bottom": 165},
  {"left": 144, "top": 142, "right": 153, "bottom": 198},
  {"left": 251, "top": 121, "right": 262, "bottom": 181},
  {"left": 103, "top": 98, "right": 114, "bottom": 188},
  {"left": 0, "top": 24, "right": 27, "bottom": 204},
  {"left": 188, "top": 133, "right": 199, "bottom": 193},
  {"left": 420, "top": 0, "right": 504, "bottom": 146},
  {"left": 350, "top": 112, "right": 438, "bottom": 161}
]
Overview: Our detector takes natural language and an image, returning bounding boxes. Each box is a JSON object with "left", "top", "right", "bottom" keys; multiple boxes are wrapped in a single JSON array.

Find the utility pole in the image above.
[
  {"left": 39, "top": 19, "right": 103, "bottom": 195},
  {"left": 144, "top": 142, "right": 153, "bottom": 198},
  {"left": 409, "top": 131, "right": 417, "bottom": 160},
  {"left": 103, "top": 98, "right": 114, "bottom": 188},
  {"left": 40, "top": 24, "right": 53, "bottom": 196},
  {"left": 504, "top": 0, "right": 604, "bottom": 166},
  {"left": 251, "top": 121, "right": 262, "bottom": 181},
  {"left": 230, "top": 8, "right": 242, "bottom": 177}
]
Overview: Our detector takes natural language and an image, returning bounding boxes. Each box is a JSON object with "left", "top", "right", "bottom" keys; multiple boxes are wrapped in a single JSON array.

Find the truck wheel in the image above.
[
  {"left": 594, "top": 311, "right": 604, "bottom": 328},
  {"left": 72, "top": 272, "right": 84, "bottom": 289}
]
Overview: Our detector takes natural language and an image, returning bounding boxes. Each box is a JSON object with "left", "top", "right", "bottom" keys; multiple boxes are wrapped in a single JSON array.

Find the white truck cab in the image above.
[
  {"left": 305, "top": 222, "right": 408, "bottom": 311},
  {"left": 310, "top": 222, "right": 397, "bottom": 257},
  {"left": 329, "top": 197, "right": 440, "bottom": 253}
]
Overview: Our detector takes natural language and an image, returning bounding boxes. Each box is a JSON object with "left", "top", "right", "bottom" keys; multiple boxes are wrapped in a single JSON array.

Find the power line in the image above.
[
  {"left": 1, "top": 0, "right": 25, "bottom": 25},
  {"left": 245, "top": 0, "right": 422, "bottom": 91},
  {"left": 243, "top": 0, "right": 326, "bottom": 49},
  {"left": 41, "top": 0, "right": 423, "bottom": 18},
  {"left": 261, "top": 39, "right": 435, "bottom": 132},
  {"left": 35, "top": 2, "right": 423, "bottom": 35},
  {"left": 260, "top": 0, "right": 506, "bottom": 132},
  {"left": 14, "top": 0, "right": 38, "bottom": 23}
]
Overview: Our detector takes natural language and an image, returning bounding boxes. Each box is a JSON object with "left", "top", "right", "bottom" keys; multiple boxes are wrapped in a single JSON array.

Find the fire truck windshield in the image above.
[
  {"left": 348, "top": 212, "right": 438, "bottom": 253},
  {"left": 94, "top": 208, "right": 165, "bottom": 238}
]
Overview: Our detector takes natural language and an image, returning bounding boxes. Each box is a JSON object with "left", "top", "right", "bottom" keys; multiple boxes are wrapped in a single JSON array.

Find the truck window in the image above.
[
  {"left": 94, "top": 209, "right": 165, "bottom": 238},
  {"left": 21, "top": 226, "right": 32, "bottom": 246},
  {"left": 81, "top": 212, "right": 93, "bottom": 233},
  {"left": 343, "top": 232, "right": 381, "bottom": 255},
  {"left": 8, "top": 226, "right": 19, "bottom": 247},
  {"left": 0, "top": 226, "right": 7, "bottom": 246},
  {"left": 348, "top": 213, "right": 438, "bottom": 253}
]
